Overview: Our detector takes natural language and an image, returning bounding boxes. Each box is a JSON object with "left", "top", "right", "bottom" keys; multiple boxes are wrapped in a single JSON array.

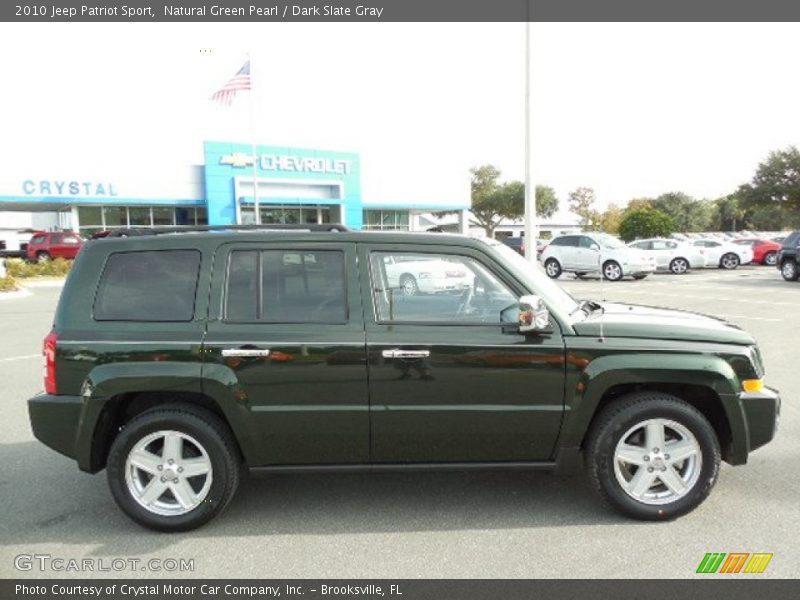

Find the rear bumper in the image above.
[{"left": 28, "top": 392, "right": 83, "bottom": 463}]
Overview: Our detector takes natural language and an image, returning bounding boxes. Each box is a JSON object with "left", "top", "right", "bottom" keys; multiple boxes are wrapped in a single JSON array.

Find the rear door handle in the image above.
[
  {"left": 221, "top": 348, "right": 271, "bottom": 358},
  {"left": 382, "top": 349, "right": 430, "bottom": 359}
]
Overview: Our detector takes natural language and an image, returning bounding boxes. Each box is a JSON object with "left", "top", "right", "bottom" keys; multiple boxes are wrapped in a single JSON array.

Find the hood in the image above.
[{"left": 572, "top": 302, "right": 755, "bottom": 345}]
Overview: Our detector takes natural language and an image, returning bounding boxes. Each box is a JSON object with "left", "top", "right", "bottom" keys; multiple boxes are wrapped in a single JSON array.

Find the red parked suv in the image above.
[
  {"left": 26, "top": 231, "right": 84, "bottom": 262},
  {"left": 733, "top": 238, "right": 782, "bottom": 266}
]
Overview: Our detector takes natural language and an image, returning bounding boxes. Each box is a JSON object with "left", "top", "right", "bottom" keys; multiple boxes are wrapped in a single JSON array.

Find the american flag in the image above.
[{"left": 210, "top": 60, "right": 251, "bottom": 106}]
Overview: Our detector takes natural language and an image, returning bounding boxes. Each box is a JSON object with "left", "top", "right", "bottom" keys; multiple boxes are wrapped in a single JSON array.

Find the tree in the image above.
[
  {"left": 466, "top": 165, "right": 560, "bottom": 236},
  {"left": 737, "top": 146, "right": 800, "bottom": 230},
  {"left": 651, "top": 192, "right": 712, "bottom": 232},
  {"left": 568, "top": 187, "right": 600, "bottom": 229},
  {"left": 744, "top": 146, "right": 800, "bottom": 210},
  {"left": 710, "top": 194, "right": 745, "bottom": 231},
  {"left": 535, "top": 185, "right": 559, "bottom": 219},
  {"left": 599, "top": 203, "right": 624, "bottom": 234},
  {"left": 618, "top": 206, "right": 675, "bottom": 242},
  {"left": 468, "top": 165, "right": 523, "bottom": 237}
]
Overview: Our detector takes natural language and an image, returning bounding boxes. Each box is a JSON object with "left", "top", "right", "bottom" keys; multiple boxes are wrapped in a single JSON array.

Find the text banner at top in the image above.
[{"left": 5, "top": 0, "right": 800, "bottom": 22}]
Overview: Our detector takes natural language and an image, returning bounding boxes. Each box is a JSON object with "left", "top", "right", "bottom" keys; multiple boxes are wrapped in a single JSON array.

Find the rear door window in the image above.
[
  {"left": 93, "top": 250, "right": 201, "bottom": 321},
  {"left": 224, "top": 249, "right": 347, "bottom": 323}
]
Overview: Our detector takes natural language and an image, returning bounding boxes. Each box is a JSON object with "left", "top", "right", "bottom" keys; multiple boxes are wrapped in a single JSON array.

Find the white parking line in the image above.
[{"left": 0, "top": 354, "right": 40, "bottom": 363}]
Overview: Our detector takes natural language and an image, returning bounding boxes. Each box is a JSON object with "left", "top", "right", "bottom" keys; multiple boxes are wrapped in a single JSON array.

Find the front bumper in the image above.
[
  {"left": 28, "top": 392, "right": 83, "bottom": 462},
  {"left": 740, "top": 385, "right": 781, "bottom": 454}
]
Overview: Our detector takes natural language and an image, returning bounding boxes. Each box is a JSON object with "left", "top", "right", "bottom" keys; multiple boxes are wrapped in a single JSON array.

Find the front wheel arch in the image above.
[{"left": 579, "top": 382, "right": 732, "bottom": 464}]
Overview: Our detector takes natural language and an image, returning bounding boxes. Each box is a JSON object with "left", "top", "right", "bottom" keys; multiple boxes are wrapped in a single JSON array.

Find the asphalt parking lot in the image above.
[{"left": 0, "top": 267, "right": 797, "bottom": 579}]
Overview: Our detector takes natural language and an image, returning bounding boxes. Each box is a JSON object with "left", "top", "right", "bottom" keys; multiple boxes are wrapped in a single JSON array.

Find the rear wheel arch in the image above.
[{"left": 89, "top": 391, "right": 243, "bottom": 472}]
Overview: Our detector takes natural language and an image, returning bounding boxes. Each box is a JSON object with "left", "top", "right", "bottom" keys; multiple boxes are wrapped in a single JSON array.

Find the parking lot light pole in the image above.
[{"left": 523, "top": 12, "right": 538, "bottom": 262}]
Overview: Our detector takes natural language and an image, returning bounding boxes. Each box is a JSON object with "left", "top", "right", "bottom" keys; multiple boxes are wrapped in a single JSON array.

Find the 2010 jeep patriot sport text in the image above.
[{"left": 28, "top": 226, "right": 781, "bottom": 531}]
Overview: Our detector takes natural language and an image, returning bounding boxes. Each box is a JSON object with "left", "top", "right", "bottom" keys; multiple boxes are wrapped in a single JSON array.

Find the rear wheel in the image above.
[
  {"left": 669, "top": 257, "right": 689, "bottom": 275},
  {"left": 781, "top": 260, "right": 799, "bottom": 281},
  {"left": 720, "top": 253, "right": 740, "bottom": 269},
  {"left": 764, "top": 251, "right": 778, "bottom": 266},
  {"left": 585, "top": 392, "right": 720, "bottom": 520},
  {"left": 544, "top": 258, "right": 562, "bottom": 279},
  {"left": 106, "top": 405, "right": 241, "bottom": 532},
  {"left": 602, "top": 260, "right": 623, "bottom": 281}
]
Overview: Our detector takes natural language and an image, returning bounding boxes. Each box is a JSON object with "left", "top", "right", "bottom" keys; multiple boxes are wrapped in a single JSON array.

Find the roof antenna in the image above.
[{"left": 597, "top": 241, "right": 605, "bottom": 342}]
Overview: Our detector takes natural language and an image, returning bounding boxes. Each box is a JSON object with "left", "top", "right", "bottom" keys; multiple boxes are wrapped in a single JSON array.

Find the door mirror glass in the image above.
[
  {"left": 589, "top": 243, "right": 600, "bottom": 251},
  {"left": 518, "top": 294, "right": 550, "bottom": 333}
]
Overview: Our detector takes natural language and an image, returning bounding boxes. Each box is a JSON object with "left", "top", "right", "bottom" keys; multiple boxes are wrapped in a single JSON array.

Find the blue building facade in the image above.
[{"left": 0, "top": 140, "right": 469, "bottom": 237}]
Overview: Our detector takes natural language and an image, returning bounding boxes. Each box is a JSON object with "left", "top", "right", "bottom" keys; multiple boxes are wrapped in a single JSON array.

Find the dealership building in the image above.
[{"left": 0, "top": 140, "right": 471, "bottom": 247}]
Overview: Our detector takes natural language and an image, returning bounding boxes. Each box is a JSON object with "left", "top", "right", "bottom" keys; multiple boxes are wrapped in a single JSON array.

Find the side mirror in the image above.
[
  {"left": 589, "top": 243, "right": 600, "bottom": 251},
  {"left": 518, "top": 294, "right": 550, "bottom": 333}
]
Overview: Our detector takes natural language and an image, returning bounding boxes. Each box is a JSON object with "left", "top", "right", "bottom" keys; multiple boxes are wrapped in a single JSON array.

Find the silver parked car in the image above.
[{"left": 628, "top": 238, "right": 706, "bottom": 274}]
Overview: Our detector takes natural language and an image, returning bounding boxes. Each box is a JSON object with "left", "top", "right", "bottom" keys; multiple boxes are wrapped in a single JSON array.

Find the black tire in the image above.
[
  {"left": 669, "top": 257, "right": 689, "bottom": 275},
  {"left": 544, "top": 258, "right": 562, "bottom": 279},
  {"left": 763, "top": 251, "right": 778, "bottom": 266},
  {"left": 602, "top": 260, "right": 623, "bottom": 281},
  {"left": 106, "top": 404, "right": 241, "bottom": 532},
  {"left": 399, "top": 274, "right": 419, "bottom": 296},
  {"left": 585, "top": 392, "right": 721, "bottom": 521},
  {"left": 719, "top": 253, "right": 740, "bottom": 270},
  {"left": 36, "top": 251, "right": 51, "bottom": 263},
  {"left": 781, "top": 260, "right": 799, "bottom": 281}
]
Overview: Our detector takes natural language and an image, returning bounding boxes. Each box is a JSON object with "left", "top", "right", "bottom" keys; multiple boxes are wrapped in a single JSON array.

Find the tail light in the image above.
[{"left": 44, "top": 330, "right": 58, "bottom": 394}]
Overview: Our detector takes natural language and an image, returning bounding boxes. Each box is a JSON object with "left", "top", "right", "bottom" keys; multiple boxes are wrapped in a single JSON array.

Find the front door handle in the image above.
[
  {"left": 221, "top": 348, "right": 271, "bottom": 358},
  {"left": 382, "top": 349, "right": 431, "bottom": 359}
]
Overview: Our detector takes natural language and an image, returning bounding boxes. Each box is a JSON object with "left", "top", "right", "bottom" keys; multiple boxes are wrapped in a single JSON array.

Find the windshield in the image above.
[
  {"left": 481, "top": 239, "right": 581, "bottom": 318},
  {"left": 594, "top": 233, "right": 625, "bottom": 249}
]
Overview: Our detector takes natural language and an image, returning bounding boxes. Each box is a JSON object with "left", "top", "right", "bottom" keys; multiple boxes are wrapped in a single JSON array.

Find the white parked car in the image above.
[
  {"left": 541, "top": 233, "right": 656, "bottom": 281},
  {"left": 383, "top": 254, "right": 472, "bottom": 295},
  {"left": 690, "top": 238, "right": 753, "bottom": 269},
  {"left": 627, "top": 238, "right": 706, "bottom": 274}
]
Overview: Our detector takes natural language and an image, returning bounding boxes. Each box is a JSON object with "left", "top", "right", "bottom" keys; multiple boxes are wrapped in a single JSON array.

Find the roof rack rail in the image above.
[{"left": 93, "top": 224, "right": 352, "bottom": 238}]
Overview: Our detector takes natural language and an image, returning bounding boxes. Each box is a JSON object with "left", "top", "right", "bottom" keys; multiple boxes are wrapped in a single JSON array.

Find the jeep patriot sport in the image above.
[{"left": 27, "top": 225, "right": 780, "bottom": 531}]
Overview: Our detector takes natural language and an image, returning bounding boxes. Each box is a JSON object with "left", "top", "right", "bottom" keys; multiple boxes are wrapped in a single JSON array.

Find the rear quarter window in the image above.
[{"left": 93, "top": 250, "right": 201, "bottom": 321}]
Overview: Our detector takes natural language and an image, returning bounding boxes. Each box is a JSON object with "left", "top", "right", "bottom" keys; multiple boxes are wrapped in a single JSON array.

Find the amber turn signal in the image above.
[{"left": 742, "top": 379, "right": 764, "bottom": 393}]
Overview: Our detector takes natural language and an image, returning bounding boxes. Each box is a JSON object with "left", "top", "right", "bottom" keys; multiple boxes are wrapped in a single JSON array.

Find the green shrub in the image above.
[
  {"left": 0, "top": 275, "right": 18, "bottom": 292},
  {"left": 3, "top": 257, "right": 73, "bottom": 278}
]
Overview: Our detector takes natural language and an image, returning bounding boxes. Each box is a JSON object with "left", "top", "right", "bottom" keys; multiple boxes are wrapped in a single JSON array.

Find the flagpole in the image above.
[{"left": 248, "top": 53, "right": 260, "bottom": 225}]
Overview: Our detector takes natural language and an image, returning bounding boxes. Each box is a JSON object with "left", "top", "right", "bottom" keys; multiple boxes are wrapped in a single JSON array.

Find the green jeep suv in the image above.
[{"left": 28, "top": 226, "right": 780, "bottom": 531}]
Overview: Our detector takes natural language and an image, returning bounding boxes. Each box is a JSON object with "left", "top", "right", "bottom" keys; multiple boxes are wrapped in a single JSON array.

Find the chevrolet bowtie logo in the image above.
[{"left": 220, "top": 153, "right": 256, "bottom": 168}]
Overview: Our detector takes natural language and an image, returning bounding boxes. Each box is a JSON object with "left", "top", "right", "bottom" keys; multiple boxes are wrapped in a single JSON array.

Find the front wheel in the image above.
[
  {"left": 602, "top": 260, "right": 623, "bottom": 281},
  {"left": 585, "top": 392, "right": 720, "bottom": 520},
  {"left": 764, "top": 251, "right": 778, "bottom": 266},
  {"left": 720, "top": 253, "right": 740, "bottom": 270},
  {"left": 36, "top": 251, "right": 51, "bottom": 263},
  {"left": 781, "top": 260, "right": 799, "bottom": 281},
  {"left": 544, "top": 258, "right": 562, "bottom": 279},
  {"left": 106, "top": 405, "right": 241, "bottom": 532}
]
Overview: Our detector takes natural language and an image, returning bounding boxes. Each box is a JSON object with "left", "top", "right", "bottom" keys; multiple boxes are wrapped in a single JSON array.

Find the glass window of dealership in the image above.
[{"left": 0, "top": 141, "right": 469, "bottom": 236}]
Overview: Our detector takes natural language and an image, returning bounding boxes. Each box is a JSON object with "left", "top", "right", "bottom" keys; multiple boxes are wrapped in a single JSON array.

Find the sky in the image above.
[{"left": 1, "top": 22, "right": 799, "bottom": 216}]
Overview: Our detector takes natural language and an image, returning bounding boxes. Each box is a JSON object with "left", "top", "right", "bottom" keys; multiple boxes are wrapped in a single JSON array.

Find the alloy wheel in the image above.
[
  {"left": 125, "top": 430, "right": 213, "bottom": 516},
  {"left": 765, "top": 252, "right": 777, "bottom": 266},
  {"left": 613, "top": 418, "right": 702, "bottom": 505},
  {"left": 670, "top": 258, "right": 688, "bottom": 274},
  {"left": 721, "top": 253, "right": 739, "bottom": 269},
  {"left": 603, "top": 262, "right": 622, "bottom": 281}
]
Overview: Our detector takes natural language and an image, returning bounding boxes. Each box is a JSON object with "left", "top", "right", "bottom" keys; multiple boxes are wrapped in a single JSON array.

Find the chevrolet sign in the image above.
[{"left": 220, "top": 153, "right": 351, "bottom": 176}]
